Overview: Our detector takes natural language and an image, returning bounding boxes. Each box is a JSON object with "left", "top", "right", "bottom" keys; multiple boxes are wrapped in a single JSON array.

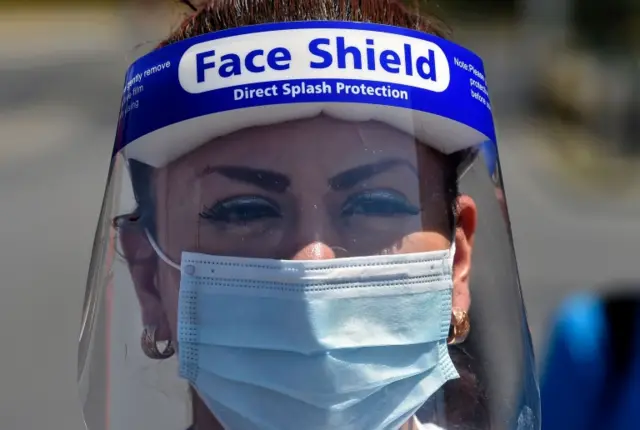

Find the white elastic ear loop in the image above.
[
  {"left": 144, "top": 229, "right": 181, "bottom": 271},
  {"left": 448, "top": 242, "right": 457, "bottom": 265},
  {"left": 448, "top": 216, "right": 458, "bottom": 266}
]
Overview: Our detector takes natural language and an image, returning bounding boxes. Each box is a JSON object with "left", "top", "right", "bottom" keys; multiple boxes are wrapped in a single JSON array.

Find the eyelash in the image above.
[
  {"left": 199, "top": 196, "right": 282, "bottom": 223},
  {"left": 341, "top": 189, "right": 420, "bottom": 217},
  {"left": 199, "top": 189, "right": 419, "bottom": 226}
]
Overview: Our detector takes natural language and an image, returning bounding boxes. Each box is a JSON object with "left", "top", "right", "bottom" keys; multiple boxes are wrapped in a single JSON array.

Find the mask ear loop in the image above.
[
  {"left": 448, "top": 211, "right": 458, "bottom": 264},
  {"left": 144, "top": 229, "right": 181, "bottom": 271},
  {"left": 447, "top": 242, "right": 457, "bottom": 268}
]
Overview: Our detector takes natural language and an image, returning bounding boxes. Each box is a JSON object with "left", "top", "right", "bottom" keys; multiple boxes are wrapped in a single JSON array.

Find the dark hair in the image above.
[
  {"left": 163, "top": 0, "right": 452, "bottom": 47},
  {"left": 121, "top": 0, "right": 487, "bottom": 428}
]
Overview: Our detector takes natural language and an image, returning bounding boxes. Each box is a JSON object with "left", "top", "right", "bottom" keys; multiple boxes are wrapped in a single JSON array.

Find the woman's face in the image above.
[{"left": 122, "top": 115, "right": 476, "bottom": 342}]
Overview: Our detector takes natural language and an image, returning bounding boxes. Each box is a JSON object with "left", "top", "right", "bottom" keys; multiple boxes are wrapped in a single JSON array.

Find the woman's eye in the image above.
[
  {"left": 199, "top": 196, "right": 282, "bottom": 223},
  {"left": 341, "top": 190, "right": 420, "bottom": 218}
]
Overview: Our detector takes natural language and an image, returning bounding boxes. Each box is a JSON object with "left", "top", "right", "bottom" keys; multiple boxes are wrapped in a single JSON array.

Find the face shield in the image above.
[{"left": 78, "top": 21, "right": 539, "bottom": 430}]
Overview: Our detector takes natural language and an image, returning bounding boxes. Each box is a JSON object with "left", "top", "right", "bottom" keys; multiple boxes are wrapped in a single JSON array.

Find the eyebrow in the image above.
[
  {"left": 328, "top": 158, "right": 418, "bottom": 191},
  {"left": 198, "top": 165, "right": 291, "bottom": 193}
]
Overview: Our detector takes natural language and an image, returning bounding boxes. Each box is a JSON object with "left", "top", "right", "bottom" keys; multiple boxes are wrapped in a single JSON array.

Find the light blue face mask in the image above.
[{"left": 173, "top": 246, "right": 459, "bottom": 430}]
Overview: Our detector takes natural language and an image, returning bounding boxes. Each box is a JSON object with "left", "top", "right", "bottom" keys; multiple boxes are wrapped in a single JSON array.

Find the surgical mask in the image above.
[{"left": 168, "top": 244, "right": 459, "bottom": 430}]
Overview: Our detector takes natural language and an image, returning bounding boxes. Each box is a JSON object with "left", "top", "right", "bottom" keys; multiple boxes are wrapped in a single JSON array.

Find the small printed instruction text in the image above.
[
  {"left": 120, "top": 60, "right": 172, "bottom": 119},
  {"left": 453, "top": 57, "right": 491, "bottom": 111}
]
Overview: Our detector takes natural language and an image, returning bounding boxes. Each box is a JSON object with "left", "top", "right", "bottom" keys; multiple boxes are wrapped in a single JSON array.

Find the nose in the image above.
[
  {"left": 291, "top": 241, "right": 337, "bottom": 260},
  {"left": 288, "top": 198, "right": 344, "bottom": 260}
]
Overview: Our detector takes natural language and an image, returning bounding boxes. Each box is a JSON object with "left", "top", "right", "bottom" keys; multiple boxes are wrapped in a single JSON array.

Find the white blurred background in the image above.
[{"left": 0, "top": 0, "right": 638, "bottom": 428}]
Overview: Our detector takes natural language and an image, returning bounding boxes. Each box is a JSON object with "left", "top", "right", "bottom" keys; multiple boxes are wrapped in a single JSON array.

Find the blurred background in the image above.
[{"left": 0, "top": 0, "right": 638, "bottom": 428}]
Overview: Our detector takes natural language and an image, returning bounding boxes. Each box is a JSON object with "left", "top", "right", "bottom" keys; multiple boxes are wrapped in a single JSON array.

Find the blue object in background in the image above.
[{"left": 540, "top": 292, "right": 640, "bottom": 430}]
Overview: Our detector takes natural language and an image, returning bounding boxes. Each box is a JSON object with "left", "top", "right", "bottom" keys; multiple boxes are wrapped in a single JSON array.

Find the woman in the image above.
[{"left": 77, "top": 1, "right": 540, "bottom": 429}]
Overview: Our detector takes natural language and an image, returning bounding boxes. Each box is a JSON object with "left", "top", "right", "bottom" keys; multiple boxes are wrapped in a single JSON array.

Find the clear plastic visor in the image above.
[{"left": 78, "top": 115, "right": 539, "bottom": 430}]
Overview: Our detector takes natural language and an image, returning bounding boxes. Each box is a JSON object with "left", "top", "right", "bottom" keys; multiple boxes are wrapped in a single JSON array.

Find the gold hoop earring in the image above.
[{"left": 447, "top": 308, "right": 470, "bottom": 345}]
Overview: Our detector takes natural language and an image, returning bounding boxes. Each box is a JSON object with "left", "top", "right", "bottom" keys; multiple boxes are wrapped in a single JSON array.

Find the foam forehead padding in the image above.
[
  {"left": 114, "top": 21, "right": 497, "bottom": 170},
  {"left": 123, "top": 103, "right": 485, "bottom": 168}
]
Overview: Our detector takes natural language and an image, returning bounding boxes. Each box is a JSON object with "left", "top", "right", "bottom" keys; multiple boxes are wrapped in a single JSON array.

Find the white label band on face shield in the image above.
[
  {"left": 176, "top": 247, "right": 458, "bottom": 430},
  {"left": 115, "top": 21, "right": 496, "bottom": 169},
  {"left": 177, "top": 29, "right": 452, "bottom": 94}
]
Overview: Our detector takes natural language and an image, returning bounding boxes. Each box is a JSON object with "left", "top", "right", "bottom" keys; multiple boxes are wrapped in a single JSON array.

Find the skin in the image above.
[{"left": 119, "top": 115, "right": 477, "bottom": 429}]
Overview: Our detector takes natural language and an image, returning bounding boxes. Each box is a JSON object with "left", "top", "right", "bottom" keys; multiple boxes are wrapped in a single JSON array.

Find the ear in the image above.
[
  {"left": 117, "top": 217, "right": 172, "bottom": 341},
  {"left": 452, "top": 195, "right": 477, "bottom": 313}
]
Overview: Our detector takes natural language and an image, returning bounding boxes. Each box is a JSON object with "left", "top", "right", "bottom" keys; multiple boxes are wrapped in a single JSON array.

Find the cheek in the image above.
[
  {"left": 156, "top": 169, "right": 204, "bottom": 261},
  {"left": 396, "top": 231, "right": 450, "bottom": 253},
  {"left": 159, "top": 216, "right": 202, "bottom": 264},
  {"left": 420, "top": 193, "right": 452, "bottom": 234},
  {"left": 340, "top": 216, "right": 439, "bottom": 256}
]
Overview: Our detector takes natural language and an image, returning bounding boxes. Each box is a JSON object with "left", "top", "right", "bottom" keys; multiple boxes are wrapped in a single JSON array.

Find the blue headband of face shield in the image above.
[
  {"left": 114, "top": 21, "right": 496, "bottom": 169},
  {"left": 112, "top": 21, "right": 500, "bottom": 430}
]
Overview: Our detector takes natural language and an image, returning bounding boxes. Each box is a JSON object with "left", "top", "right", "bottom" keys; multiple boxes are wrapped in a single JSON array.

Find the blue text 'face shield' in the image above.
[{"left": 78, "top": 20, "right": 539, "bottom": 430}]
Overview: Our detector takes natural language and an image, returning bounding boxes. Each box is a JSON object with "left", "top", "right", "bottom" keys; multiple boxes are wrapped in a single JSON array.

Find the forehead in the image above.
[{"left": 167, "top": 116, "right": 445, "bottom": 176}]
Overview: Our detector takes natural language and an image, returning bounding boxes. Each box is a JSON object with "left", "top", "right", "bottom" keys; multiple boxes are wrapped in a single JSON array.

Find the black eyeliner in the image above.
[
  {"left": 199, "top": 195, "right": 281, "bottom": 222},
  {"left": 341, "top": 189, "right": 419, "bottom": 217}
]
